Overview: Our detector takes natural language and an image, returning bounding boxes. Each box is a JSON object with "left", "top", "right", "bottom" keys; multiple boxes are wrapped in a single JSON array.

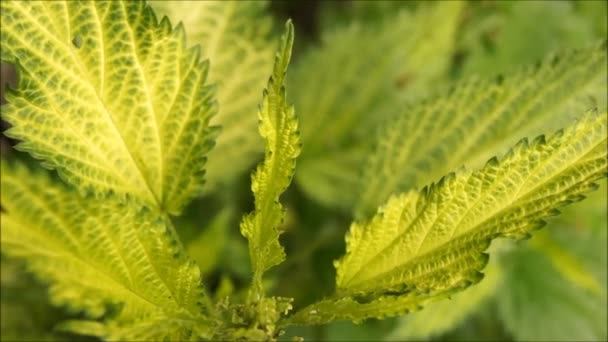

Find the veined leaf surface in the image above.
[
  {"left": 0, "top": 163, "right": 215, "bottom": 340},
  {"left": 240, "top": 22, "right": 301, "bottom": 295},
  {"left": 288, "top": 111, "right": 607, "bottom": 325},
  {"left": 151, "top": 1, "right": 275, "bottom": 190},
  {"left": 356, "top": 43, "right": 607, "bottom": 217},
  {"left": 0, "top": 1, "right": 217, "bottom": 214}
]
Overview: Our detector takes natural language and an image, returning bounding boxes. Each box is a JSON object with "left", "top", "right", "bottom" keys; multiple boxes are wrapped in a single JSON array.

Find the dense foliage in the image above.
[{"left": 1, "top": 1, "right": 606, "bottom": 341}]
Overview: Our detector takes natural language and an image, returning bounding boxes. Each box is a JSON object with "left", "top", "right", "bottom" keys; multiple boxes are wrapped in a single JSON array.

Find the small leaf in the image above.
[{"left": 240, "top": 21, "right": 300, "bottom": 295}]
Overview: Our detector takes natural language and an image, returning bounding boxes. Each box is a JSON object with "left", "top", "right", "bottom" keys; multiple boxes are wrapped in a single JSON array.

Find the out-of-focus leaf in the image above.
[
  {"left": 498, "top": 234, "right": 607, "bottom": 342},
  {"left": 293, "top": 1, "right": 463, "bottom": 210},
  {"left": 461, "top": 1, "right": 603, "bottom": 77}
]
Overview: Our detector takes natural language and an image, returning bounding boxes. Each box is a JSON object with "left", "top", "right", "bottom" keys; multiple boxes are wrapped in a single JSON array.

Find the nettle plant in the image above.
[{"left": 1, "top": 1, "right": 607, "bottom": 341}]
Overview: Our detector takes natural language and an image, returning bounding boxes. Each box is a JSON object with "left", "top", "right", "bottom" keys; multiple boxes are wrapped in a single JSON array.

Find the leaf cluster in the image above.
[{"left": 1, "top": 1, "right": 606, "bottom": 341}]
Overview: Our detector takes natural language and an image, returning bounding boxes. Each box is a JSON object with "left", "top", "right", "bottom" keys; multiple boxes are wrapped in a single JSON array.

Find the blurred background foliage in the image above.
[{"left": 1, "top": 0, "right": 606, "bottom": 341}]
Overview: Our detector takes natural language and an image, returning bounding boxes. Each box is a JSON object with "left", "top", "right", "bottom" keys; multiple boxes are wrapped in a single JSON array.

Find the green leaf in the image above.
[
  {"left": 0, "top": 162, "right": 216, "bottom": 340},
  {"left": 292, "top": 1, "right": 463, "bottom": 209},
  {"left": 240, "top": 22, "right": 300, "bottom": 296},
  {"left": 356, "top": 43, "right": 607, "bottom": 217},
  {"left": 387, "top": 260, "right": 501, "bottom": 341},
  {"left": 150, "top": 1, "right": 275, "bottom": 190},
  {"left": 498, "top": 236, "right": 607, "bottom": 341},
  {"left": 288, "top": 110, "right": 607, "bottom": 325},
  {"left": 0, "top": 1, "right": 217, "bottom": 214}
]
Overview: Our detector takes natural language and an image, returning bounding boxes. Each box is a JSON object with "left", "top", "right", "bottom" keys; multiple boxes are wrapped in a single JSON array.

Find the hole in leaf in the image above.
[{"left": 72, "top": 36, "right": 82, "bottom": 49}]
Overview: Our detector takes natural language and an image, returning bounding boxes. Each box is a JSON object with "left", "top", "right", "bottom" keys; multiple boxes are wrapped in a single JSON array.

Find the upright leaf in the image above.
[
  {"left": 356, "top": 44, "right": 607, "bottom": 217},
  {"left": 0, "top": 1, "right": 217, "bottom": 214},
  {"left": 151, "top": 1, "right": 275, "bottom": 190},
  {"left": 240, "top": 22, "right": 300, "bottom": 295},
  {"left": 288, "top": 111, "right": 607, "bottom": 325},
  {"left": 0, "top": 163, "right": 216, "bottom": 340}
]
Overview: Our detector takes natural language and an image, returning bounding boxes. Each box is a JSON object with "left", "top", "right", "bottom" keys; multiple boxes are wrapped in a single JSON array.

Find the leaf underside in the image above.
[{"left": 0, "top": 0, "right": 218, "bottom": 214}]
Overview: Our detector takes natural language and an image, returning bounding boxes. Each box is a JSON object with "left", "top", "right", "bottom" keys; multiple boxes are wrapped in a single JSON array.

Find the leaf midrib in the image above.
[
  {"left": 342, "top": 122, "right": 605, "bottom": 287},
  {"left": 10, "top": 2, "right": 162, "bottom": 208}
]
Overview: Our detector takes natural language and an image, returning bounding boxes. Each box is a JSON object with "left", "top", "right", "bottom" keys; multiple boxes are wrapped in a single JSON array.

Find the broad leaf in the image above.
[
  {"left": 0, "top": 1, "right": 217, "bottom": 214},
  {"left": 356, "top": 43, "right": 607, "bottom": 217},
  {"left": 240, "top": 22, "right": 301, "bottom": 295},
  {"left": 292, "top": 1, "right": 463, "bottom": 209},
  {"left": 151, "top": 1, "right": 275, "bottom": 190},
  {"left": 288, "top": 110, "right": 607, "bottom": 325},
  {"left": 0, "top": 162, "right": 216, "bottom": 340}
]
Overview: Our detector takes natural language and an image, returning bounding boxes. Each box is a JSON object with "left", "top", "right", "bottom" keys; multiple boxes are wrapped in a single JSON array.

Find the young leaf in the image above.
[
  {"left": 356, "top": 43, "right": 607, "bottom": 217},
  {"left": 292, "top": 1, "right": 463, "bottom": 209},
  {"left": 0, "top": 1, "right": 217, "bottom": 214},
  {"left": 240, "top": 22, "right": 300, "bottom": 296},
  {"left": 288, "top": 110, "right": 607, "bottom": 325},
  {"left": 0, "top": 162, "right": 216, "bottom": 340},
  {"left": 150, "top": 1, "right": 275, "bottom": 190}
]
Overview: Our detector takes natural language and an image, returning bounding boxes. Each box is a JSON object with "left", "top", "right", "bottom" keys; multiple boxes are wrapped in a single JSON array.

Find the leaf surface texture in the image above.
[
  {"left": 0, "top": 163, "right": 214, "bottom": 340},
  {"left": 356, "top": 44, "right": 607, "bottom": 216},
  {"left": 289, "top": 111, "right": 607, "bottom": 324},
  {"left": 240, "top": 22, "right": 301, "bottom": 294},
  {"left": 0, "top": 1, "right": 217, "bottom": 214},
  {"left": 151, "top": 1, "right": 275, "bottom": 189}
]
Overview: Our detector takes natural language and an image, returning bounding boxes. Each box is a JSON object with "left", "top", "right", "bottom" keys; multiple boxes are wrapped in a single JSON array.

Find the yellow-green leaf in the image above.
[
  {"left": 0, "top": 1, "right": 217, "bottom": 214},
  {"left": 289, "top": 110, "right": 607, "bottom": 325},
  {"left": 240, "top": 22, "right": 301, "bottom": 295},
  {"left": 0, "top": 162, "right": 215, "bottom": 340},
  {"left": 293, "top": 1, "right": 463, "bottom": 210},
  {"left": 150, "top": 1, "right": 275, "bottom": 190},
  {"left": 356, "top": 43, "right": 607, "bottom": 217}
]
